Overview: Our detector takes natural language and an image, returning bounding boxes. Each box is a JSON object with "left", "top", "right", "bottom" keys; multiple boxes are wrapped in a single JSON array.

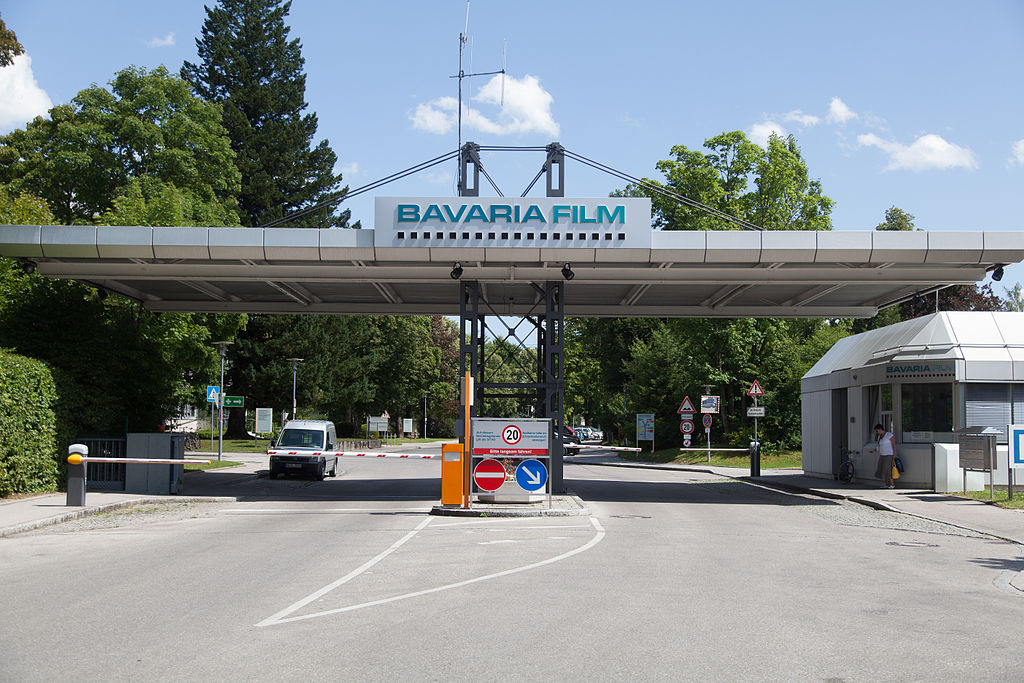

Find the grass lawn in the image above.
[
  {"left": 618, "top": 446, "right": 803, "bottom": 469},
  {"left": 953, "top": 489, "right": 1024, "bottom": 510},
  {"left": 189, "top": 438, "right": 272, "bottom": 453},
  {"left": 184, "top": 459, "right": 242, "bottom": 471}
]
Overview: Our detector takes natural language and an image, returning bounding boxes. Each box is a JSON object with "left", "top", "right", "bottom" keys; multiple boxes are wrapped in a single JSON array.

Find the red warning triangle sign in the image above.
[
  {"left": 678, "top": 396, "right": 696, "bottom": 413},
  {"left": 747, "top": 381, "right": 764, "bottom": 397}
]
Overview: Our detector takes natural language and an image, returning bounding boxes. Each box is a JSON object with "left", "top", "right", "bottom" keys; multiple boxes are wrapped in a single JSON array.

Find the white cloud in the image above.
[
  {"left": 825, "top": 97, "right": 857, "bottom": 124},
  {"left": 783, "top": 110, "right": 820, "bottom": 127},
  {"left": 0, "top": 55, "right": 53, "bottom": 133},
  {"left": 748, "top": 121, "right": 787, "bottom": 147},
  {"left": 410, "top": 74, "right": 559, "bottom": 137},
  {"left": 146, "top": 33, "right": 176, "bottom": 48},
  {"left": 1011, "top": 139, "right": 1024, "bottom": 167},
  {"left": 338, "top": 162, "right": 359, "bottom": 176},
  {"left": 857, "top": 132, "right": 978, "bottom": 171}
]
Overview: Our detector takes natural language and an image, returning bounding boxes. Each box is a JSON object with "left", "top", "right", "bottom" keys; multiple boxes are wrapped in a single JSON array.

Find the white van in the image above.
[{"left": 268, "top": 419, "right": 339, "bottom": 480}]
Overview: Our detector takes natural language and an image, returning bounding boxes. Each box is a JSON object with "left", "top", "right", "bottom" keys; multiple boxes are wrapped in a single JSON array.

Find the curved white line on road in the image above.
[
  {"left": 257, "top": 516, "right": 434, "bottom": 627},
  {"left": 259, "top": 517, "right": 606, "bottom": 627}
]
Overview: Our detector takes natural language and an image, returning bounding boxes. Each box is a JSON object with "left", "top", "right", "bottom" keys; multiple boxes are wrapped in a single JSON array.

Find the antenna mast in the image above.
[{"left": 451, "top": 2, "right": 505, "bottom": 190}]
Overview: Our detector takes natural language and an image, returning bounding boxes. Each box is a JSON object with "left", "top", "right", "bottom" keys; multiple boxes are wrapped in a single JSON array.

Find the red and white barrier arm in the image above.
[
  {"left": 67, "top": 456, "right": 210, "bottom": 465},
  {"left": 268, "top": 450, "right": 441, "bottom": 459},
  {"left": 576, "top": 444, "right": 643, "bottom": 452}
]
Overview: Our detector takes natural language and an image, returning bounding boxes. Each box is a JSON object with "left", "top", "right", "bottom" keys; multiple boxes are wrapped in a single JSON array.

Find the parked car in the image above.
[
  {"left": 560, "top": 424, "right": 581, "bottom": 456},
  {"left": 268, "top": 419, "right": 339, "bottom": 480},
  {"left": 576, "top": 426, "right": 594, "bottom": 441}
]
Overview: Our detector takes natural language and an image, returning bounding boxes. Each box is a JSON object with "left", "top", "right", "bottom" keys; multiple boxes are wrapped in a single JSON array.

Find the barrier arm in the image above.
[{"left": 576, "top": 444, "right": 643, "bottom": 452}]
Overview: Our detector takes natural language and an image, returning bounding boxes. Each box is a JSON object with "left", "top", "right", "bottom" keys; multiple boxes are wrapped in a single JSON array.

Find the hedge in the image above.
[{"left": 0, "top": 349, "right": 59, "bottom": 496}]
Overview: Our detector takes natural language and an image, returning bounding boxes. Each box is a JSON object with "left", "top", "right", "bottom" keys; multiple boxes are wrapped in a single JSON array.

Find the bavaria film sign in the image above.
[
  {"left": 472, "top": 418, "right": 550, "bottom": 457},
  {"left": 374, "top": 197, "right": 652, "bottom": 249}
]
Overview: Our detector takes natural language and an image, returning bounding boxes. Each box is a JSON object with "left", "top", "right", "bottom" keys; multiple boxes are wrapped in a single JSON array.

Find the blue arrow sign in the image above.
[
  {"left": 207, "top": 385, "right": 221, "bottom": 403},
  {"left": 515, "top": 459, "right": 548, "bottom": 492}
]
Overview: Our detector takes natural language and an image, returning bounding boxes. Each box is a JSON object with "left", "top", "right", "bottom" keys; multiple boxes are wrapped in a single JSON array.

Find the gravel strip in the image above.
[{"left": 21, "top": 500, "right": 228, "bottom": 535}]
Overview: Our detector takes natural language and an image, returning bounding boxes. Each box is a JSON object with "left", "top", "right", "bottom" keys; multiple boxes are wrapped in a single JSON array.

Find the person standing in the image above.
[{"left": 874, "top": 423, "right": 896, "bottom": 488}]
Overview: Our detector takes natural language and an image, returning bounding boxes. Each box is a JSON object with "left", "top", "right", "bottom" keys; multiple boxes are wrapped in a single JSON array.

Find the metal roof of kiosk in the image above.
[
  {"left": 1, "top": 196, "right": 1021, "bottom": 318},
  {"left": 802, "top": 311, "right": 1024, "bottom": 390}
]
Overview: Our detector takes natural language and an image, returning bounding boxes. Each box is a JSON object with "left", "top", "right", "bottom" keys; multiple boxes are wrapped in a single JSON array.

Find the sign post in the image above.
[
  {"left": 702, "top": 414, "right": 713, "bottom": 462},
  {"left": 1009, "top": 424, "right": 1024, "bottom": 501},
  {"left": 700, "top": 396, "right": 718, "bottom": 462},
  {"left": 207, "top": 386, "right": 219, "bottom": 455},
  {"left": 747, "top": 380, "right": 765, "bottom": 477},
  {"left": 678, "top": 395, "right": 695, "bottom": 449}
]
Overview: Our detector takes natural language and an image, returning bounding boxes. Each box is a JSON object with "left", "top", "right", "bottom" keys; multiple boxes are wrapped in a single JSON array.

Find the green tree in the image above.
[
  {"left": 875, "top": 205, "right": 915, "bottom": 231},
  {"left": 1005, "top": 283, "right": 1024, "bottom": 312},
  {"left": 181, "top": 0, "right": 354, "bottom": 228},
  {"left": 0, "top": 66, "right": 240, "bottom": 224},
  {"left": 223, "top": 314, "right": 446, "bottom": 438},
  {"left": 621, "top": 131, "right": 833, "bottom": 231},
  {"left": 0, "top": 13, "right": 24, "bottom": 67}
]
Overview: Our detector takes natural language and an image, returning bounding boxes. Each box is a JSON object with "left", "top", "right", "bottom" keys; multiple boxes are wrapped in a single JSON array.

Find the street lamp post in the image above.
[
  {"left": 423, "top": 390, "right": 428, "bottom": 439},
  {"left": 212, "top": 341, "right": 233, "bottom": 462},
  {"left": 287, "top": 358, "right": 304, "bottom": 421}
]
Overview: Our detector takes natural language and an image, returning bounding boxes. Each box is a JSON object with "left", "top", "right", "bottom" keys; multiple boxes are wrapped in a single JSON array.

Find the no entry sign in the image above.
[{"left": 474, "top": 458, "right": 507, "bottom": 491}]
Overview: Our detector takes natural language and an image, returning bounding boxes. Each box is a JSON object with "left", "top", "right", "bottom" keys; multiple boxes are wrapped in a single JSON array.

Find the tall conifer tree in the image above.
[{"left": 182, "top": 0, "right": 354, "bottom": 228}]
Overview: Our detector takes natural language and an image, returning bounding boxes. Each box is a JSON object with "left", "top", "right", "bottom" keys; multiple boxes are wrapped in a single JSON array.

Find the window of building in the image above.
[
  {"left": 901, "top": 383, "right": 953, "bottom": 443},
  {"left": 965, "top": 383, "right": 1024, "bottom": 444}
]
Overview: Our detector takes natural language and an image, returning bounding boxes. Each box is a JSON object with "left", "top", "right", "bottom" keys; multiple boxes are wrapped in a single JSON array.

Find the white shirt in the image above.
[{"left": 878, "top": 431, "right": 895, "bottom": 456}]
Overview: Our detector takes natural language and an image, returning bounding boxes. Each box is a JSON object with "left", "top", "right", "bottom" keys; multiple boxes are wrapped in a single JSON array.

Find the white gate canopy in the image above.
[{"left": 1, "top": 224, "right": 1020, "bottom": 318}]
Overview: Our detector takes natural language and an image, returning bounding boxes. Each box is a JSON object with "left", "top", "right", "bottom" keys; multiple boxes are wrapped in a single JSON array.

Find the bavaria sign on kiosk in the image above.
[{"left": 471, "top": 418, "right": 552, "bottom": 501}]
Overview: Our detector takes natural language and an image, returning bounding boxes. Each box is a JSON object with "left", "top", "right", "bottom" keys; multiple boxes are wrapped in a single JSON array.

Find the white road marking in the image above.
[
  {"left": 259, "top": 517, "right": 606, "bottom": 627},
  {"left": 257, "top": 516, "right": 434, "bottom": 627},
  {"left": 477, "top": 539, "right": 518, "bottom": 545}
]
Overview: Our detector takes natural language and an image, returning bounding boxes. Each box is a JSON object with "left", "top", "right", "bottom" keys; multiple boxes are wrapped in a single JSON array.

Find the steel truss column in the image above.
[
  {"left": 541, "top": 281, "right": 565, "bottom": 492},
  {"left": 458, "top": 142, "right": 481, "bottom": 197},
  {"left": 458, "top": 279, "right": 567, "bottom": 494},
  {"left": 544, "top": 142, "right": 565, "bottom": 197}
]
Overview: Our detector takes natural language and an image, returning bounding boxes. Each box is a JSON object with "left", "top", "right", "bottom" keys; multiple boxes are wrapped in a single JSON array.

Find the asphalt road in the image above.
[{"left": 2, "top": 456, "right": 1024, "bottom": 681}]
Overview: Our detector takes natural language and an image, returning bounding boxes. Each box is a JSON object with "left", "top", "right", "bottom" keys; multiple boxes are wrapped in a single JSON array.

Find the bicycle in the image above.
[
  {"left": 837, "top": 447, "right": 855, "bottom": 483},
  {"left": 184, "top": 432, "right": 201, "bottom": 452}
]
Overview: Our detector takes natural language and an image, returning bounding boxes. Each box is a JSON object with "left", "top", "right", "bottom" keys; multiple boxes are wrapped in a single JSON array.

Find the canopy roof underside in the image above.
[{"left": 1, "top": 226, "right": 1020, "bottom": 318}]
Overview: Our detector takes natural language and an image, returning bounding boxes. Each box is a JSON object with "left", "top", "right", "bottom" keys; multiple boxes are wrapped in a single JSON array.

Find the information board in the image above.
[
  {"left": 255, "top": 408, "right": 273, "bottom": 434},
  {"left": 472, "top": 418, "right": 550, "bottom": 457},
  {"left": 637, "top": 414, "right": 654, "bottom": 441}
]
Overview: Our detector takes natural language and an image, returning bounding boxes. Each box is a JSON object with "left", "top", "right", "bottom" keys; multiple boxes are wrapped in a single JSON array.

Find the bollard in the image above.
[
  {"left": 67, "top": 443, "right": 89, "bottom": 506},
  {"left": 749, "top": 440, "right": 761, "bottom": 478}
]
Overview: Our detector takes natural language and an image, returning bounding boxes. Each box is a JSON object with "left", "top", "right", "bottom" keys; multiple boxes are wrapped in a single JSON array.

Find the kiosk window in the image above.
[
  {"left": 901, "top": 382, "right": 953, "bottom": 442},
  {"left": 965, "top": 383, "right": 1024, "bottom": 444}
]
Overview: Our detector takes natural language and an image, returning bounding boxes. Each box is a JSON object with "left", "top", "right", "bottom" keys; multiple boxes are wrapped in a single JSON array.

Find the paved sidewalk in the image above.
[{"left": 568, "top": 454, "right": 1024, "bottom": 546}]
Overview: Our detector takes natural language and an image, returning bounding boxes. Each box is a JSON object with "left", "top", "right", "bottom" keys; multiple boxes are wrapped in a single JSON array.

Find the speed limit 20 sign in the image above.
[{"left": 502, "top": 424, "right": 522, "bottom": 445}]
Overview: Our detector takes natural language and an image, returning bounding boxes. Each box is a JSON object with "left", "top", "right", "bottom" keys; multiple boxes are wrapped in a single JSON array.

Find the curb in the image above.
[{"left": 0, "top": 496, "right": 236, "bottom": 538}]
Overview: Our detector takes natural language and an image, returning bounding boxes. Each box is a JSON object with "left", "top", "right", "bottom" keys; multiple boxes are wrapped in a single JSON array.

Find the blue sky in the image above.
[{"left": 2, "top": 0, "right": 1023, "bottom": 288}]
